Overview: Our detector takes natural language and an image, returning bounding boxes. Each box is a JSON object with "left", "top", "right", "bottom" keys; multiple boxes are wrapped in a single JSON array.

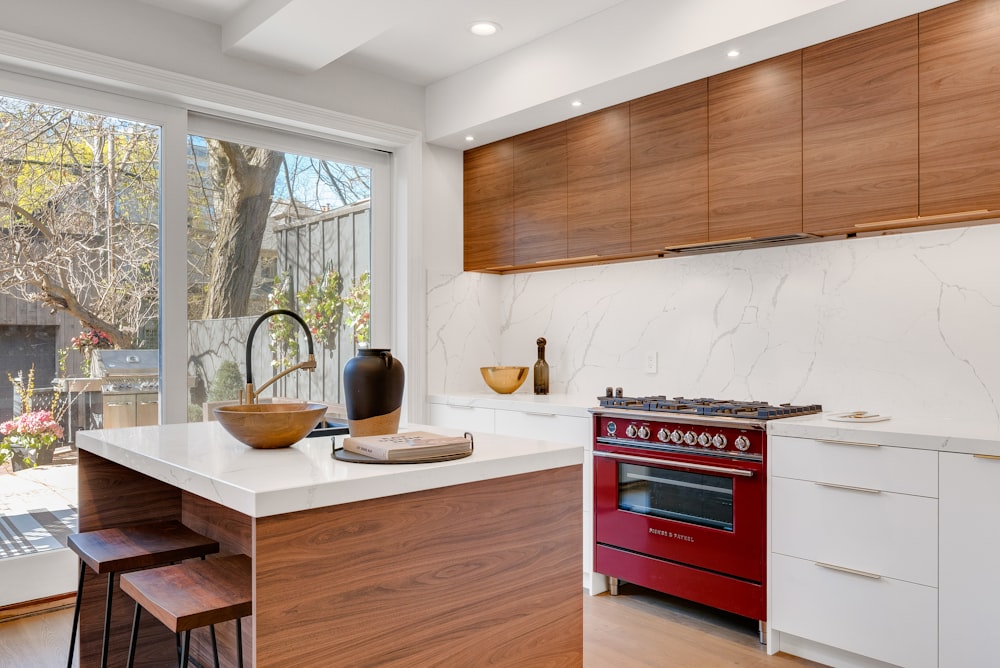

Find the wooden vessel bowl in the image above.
[
  {"left": 213, "top": 402, "right": 327, "bottom": 448},
  {"left": 480, "top": 366, "right": 529, "bottom": 394}
]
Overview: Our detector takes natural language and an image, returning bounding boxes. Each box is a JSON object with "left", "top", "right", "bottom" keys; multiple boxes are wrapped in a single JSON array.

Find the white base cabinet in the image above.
[
  {"left": 939, "top": 452, "right": 1000, "bottom": 667},
  {"left": 768, "top": 435, "right": 939, "bottom": 668}
]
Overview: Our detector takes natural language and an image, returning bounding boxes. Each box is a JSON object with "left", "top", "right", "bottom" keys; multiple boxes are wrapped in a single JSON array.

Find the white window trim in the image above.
[{"left": 0, "top": 33, "right": 425, "bottom": 425}]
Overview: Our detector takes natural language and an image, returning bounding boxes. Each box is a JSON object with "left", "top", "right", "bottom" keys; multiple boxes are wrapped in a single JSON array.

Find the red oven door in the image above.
[{"left": 594, "top": 444, "right": 764, "bottom": 582}]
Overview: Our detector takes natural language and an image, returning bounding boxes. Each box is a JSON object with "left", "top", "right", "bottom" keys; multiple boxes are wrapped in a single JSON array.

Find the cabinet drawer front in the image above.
[
  {"left": 769, "top": 435, "right": 937, "bottom": 496},
  {"left": 771, "top": 477, "right": 937, "bottom": 586},
  {"left": 494, "top": 410, "right": 590, "bottom": 446},
  {"left": 427, "top": 404, "right": 495, "bottom": 433},
  {"left": 770, "top": 553, "right": 937, "bottom": 668}
]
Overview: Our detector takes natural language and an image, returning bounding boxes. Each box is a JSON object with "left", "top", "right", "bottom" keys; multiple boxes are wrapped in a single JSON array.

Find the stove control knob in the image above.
[
  {"left": 712, "top": 434, "right": 728, "bottom": 449},
  {"left": 606, "top": 421, "right": 617, "bottom": 436},
  {"left": 657, "top": 428, "right": 669, "bottom": 442},
  {"left": 734, "top": 435, "right": 751, "bottom": 451},
  {"left": 638, "top": 425, "right": 651, "bottom": 439},
  {"left": 626, "top": 424, "right": 638, "bottom": 438},
  {"left": 683, "top": 431, "right": 698, "bottom": 445},
  {"left": 697, "top": 432, "right": 712, "bottom": 447},
  {"left": 670, "top": 430, "right": 684, "bottom": 444}
]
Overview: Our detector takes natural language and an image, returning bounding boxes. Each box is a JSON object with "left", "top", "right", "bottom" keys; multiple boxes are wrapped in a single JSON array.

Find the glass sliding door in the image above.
[{"left": 0, "top": 71, "right": 174, "bottom": 606}]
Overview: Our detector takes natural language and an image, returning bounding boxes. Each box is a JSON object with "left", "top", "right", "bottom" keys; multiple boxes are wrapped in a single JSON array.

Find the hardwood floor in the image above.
[{"left": 0, "top": 584, "right": 825, "bottom": 667}]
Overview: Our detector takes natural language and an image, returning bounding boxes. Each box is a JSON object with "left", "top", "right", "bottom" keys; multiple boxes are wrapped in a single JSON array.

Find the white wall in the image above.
[{"left": 428, "top": 221, "right": 1000, "bottom": 425}]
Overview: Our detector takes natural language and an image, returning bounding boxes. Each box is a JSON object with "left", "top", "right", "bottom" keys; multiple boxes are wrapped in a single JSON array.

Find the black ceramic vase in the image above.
[{"left": 343, "top": 348, "right": 405, "bottom": 436}]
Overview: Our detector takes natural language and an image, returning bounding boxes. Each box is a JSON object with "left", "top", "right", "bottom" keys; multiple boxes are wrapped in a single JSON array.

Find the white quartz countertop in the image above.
[
  {"left": 75, "top": 422, "right": 583, "bottom": 518},
  {"left": 768, "top": 412, "right": 1000, "bottom": 456},
  {"left": 427, "top": 392, "right": 597, "bottom": 417}
]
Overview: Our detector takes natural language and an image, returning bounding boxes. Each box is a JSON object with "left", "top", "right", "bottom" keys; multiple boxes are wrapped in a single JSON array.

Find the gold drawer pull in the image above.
[
  {"left": 815, "top": 481, "right": 882, "bottom": 494},
  {"left": 815, "top": 438, "right": 879, "bottom": 448},
  {"left": 815, "top": 561, "right": 882, "bottom": 580},
  {"left": 973, "top": 454, "right": 1000, "bottom": 461}
]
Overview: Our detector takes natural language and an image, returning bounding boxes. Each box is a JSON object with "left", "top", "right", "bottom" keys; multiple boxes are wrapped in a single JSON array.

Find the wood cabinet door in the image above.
[
  {"left": 464, "top": 139, "right": 513, "bottom": 271},
  {"left": 708, "top": 52, "right": 802, "bottom": 240},
  {"left": 514, "top": 124, "right": 568, "bottom": 265},
  {"left": 630, "top": 80, "right": 708, "bottom": 251},
  {"left": 567, "top": 104, "right": 630, "bottom": 258},
  {"left": 803, "top": 16, "right": 918, "bottom": 235},
  {"left": 920, "top": 0, "right": 1000, "bottom": 216}
]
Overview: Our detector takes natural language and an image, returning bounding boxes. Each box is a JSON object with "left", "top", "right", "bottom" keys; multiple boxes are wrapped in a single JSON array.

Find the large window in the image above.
[{"left": 185, "top": 116, "right": 389, "bottom": 419}]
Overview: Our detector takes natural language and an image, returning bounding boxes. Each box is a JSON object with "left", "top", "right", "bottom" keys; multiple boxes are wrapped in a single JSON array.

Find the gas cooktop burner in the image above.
[{"left": 596, "top": 395, "right": 822, "bottom": 420}]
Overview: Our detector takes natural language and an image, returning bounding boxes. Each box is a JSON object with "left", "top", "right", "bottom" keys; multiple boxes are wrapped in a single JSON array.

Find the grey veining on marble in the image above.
[{"left": 427, "top": 223, "right": 1000, "bottom": 426}]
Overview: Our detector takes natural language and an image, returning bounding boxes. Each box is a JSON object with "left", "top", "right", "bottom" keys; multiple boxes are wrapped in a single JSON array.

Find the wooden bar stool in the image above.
[
  {"left": 121, "top": 554, "right": 253, "bottom": 668},
  {"left": 66, "top": 520, "right": 220, "bottom": 668}
]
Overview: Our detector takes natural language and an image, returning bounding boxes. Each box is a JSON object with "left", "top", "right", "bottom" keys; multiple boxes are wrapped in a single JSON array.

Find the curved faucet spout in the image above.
[{"left": 243, "top": 309, "right": 317, "bottom": 404}]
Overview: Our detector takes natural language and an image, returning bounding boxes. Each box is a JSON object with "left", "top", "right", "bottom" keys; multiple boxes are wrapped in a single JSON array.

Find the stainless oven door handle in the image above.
[{"left": 594, "top": 451, "right": 755, "bottom": 477}]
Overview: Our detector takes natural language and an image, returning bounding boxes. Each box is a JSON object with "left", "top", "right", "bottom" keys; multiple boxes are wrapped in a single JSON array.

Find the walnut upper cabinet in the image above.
[
  {"left": 708, "top": 52, "right": 803, "bottom": 241},
  {"left": 919, "top": 0, "right": 1000, "bottom": 218},
  {"left": 567, "top": 103, "right": 631, "bottom": 258},
  {"left": 513, "top": 123, "right": 568, "bottom": 266},
  {"left": 463, "top": 139, "right": 513, "bottom": 271},
  {"left": 630, "top": 80, "right": 708, "bottom": 252},
  {"left": 802, "top": 16, "right": 919, "bottom": 235}
]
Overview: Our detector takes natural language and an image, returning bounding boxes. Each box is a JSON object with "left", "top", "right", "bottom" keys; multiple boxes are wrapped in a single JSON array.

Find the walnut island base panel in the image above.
[{"left": 74, "top": 432, "right": 583, "bottom": 667}]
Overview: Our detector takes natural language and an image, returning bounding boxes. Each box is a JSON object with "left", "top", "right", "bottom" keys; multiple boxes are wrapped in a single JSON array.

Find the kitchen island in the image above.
[{"left": 75, "top": 422, "right": 583, "bottom": 667}]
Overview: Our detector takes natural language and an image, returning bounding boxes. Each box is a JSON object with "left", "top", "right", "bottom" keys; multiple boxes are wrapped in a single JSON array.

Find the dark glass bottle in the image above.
[{"left": 533, "top": 337, "right": 549, "bottom": 395}]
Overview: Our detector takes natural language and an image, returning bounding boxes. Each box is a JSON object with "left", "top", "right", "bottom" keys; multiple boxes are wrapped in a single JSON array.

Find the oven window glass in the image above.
[{"left": 618, "top": 463, "right": 734, "bottom": 531}]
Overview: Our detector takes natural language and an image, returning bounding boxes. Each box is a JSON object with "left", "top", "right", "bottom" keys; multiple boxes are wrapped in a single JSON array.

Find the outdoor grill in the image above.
[{"left": 91, "top": 349, "right": 159, "bottom": 428}]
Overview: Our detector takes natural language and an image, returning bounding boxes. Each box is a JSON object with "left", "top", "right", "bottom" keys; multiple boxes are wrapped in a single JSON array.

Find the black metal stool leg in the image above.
[
  {"left": 179, "top": 630, "right": 191, "bottom": 668},
  {"left": 235, "top": 618, "right": 244, "bottom": 668},
  {"left": 210, "top": 624, "right": 220, "bottom": 668},
  {"left": 67, "top": 560, "right": 86, "bottom": 668},
  {"left": 126, "top": 602, "right": 141, "bottom": 668},
  {"left": 101, "top": 572, "right": 115, "bottom": 668}
]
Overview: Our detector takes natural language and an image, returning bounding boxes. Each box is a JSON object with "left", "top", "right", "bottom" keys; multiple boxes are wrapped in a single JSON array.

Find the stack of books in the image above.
[{"left": 342, "top": 431, "right": 473, "bottom": 462}]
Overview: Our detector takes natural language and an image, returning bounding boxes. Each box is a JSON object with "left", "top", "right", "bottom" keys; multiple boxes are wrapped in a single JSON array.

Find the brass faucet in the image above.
[{"left": 242, "top": 309, "right": 317, "bottom": 405}]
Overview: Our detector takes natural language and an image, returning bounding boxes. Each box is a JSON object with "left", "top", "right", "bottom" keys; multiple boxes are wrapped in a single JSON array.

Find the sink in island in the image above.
[{"left": 75, "top": 421, "right": 583, "bottom": 667}]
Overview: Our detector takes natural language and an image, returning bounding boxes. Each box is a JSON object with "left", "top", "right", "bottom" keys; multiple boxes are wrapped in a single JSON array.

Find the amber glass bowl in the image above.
[
  {"left": 480, "top": 366, "right": 529, "bottom": 394},
  {"left": 214, "top": 402, "right": 327, "bottom": 449}
]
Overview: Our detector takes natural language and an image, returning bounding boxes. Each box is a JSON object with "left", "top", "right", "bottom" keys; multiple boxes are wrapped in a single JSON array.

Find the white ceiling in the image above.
[
  {"left": 134, "top": 0, "right": 628, "bottom": 84},
  {"left": 132, "top": 0, "right": 955, "bottom": 149}
]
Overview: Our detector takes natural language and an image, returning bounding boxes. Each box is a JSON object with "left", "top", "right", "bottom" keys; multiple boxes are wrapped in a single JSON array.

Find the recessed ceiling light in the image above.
[
  {"left": 571, "top": 100, "right": 582, "bottom": 107},
  {"left": 727, "top": 49, "right": 741, "bottom": 58},
  {"left": 465, "top": 135, "right": 475, "bottom": 142},
  {"left": 469, "top": 21, "right": 501, "bottom": 36}
]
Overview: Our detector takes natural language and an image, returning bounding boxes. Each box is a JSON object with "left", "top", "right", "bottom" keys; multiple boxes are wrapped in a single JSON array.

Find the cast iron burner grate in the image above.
[{"left": 596, "top": 395, "right": 822, "bottom": 419}]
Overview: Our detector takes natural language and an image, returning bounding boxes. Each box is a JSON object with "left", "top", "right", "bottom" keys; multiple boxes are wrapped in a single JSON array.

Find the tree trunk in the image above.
[{"left": 202, "top": 141, "right": 284, "bottom": 318}]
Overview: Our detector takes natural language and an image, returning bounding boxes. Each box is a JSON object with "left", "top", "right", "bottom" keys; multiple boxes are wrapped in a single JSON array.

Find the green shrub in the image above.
[{"left": 208, "top": 360, "right": 244, "bottom": 402}]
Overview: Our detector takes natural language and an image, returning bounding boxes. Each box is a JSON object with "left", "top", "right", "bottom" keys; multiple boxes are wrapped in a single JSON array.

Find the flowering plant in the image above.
[
  {"left": 70, "top": 328, "right": 114, "bottom": 376},
  {"left": 0, "top": 410, "right": 64, "bottom": 468},
  {"left": 265, "top": 273, "right": 299, "bottom": 369},
  {"left": 344, "top": 272, "right": 370, "bottom": 344},
  {"left": 297, "top": 269, "right": 344, "bottom": 351}
]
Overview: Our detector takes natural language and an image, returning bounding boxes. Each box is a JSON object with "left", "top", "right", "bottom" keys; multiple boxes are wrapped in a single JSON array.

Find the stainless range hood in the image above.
[{"left": 663, "top": 233, "right": 819, "bottom": 256}]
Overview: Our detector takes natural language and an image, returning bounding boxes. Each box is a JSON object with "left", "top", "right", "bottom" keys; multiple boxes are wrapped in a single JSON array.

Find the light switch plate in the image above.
[{"left": 644, "top": 351, "right": 657, "bottom": 374}]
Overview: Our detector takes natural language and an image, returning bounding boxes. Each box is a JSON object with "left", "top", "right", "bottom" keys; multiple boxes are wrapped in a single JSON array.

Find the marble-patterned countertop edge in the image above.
[
  {"left": 76, "top": 421, "right": 583, "bottom": 518},
  {"left": 427, "top": 392, "right": 597, "bottom": 418},
  {"left": 768, "top": 412, "right": 1000, "bottom": 456}
]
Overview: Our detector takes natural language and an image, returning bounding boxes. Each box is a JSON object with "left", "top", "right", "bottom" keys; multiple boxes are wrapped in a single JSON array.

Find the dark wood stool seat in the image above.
[
  {"left": 66, "top": 520, "right": 219, "bottom": 668},
  {"left": 121, "top": 554, "right": 253, "bottom": 668}
]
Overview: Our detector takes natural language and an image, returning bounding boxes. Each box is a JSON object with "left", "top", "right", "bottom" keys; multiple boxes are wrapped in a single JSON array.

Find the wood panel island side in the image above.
[{"left": 75, "top": 422, "right": 583, "bottom": 667}]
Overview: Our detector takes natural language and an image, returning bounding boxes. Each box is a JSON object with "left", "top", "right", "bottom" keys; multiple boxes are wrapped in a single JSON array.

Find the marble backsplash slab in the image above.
[{"left": 427, "top": 223, "right": 1000, "bottom": 425}]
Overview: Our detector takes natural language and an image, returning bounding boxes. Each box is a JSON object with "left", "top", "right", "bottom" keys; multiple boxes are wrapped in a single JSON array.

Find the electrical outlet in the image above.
[{"left": 644, "top": 351, "right": 658, "bottom": 374}]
